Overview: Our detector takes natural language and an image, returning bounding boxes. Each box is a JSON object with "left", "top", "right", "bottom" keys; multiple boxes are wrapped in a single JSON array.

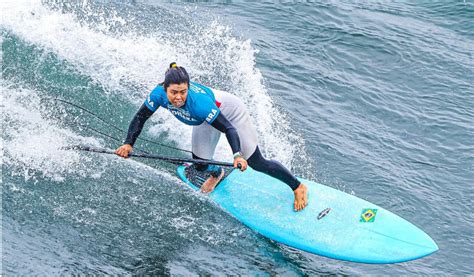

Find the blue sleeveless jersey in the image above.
[{"left": 144, "top": 82, "right": 220, "bottom": 126}]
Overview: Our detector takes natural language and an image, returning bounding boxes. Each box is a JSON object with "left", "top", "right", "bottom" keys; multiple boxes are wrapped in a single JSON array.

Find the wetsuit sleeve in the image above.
[
  {"left": 124, "top": 104, "right": 155, "bottom": 146},
  {"left": 210, "top": 113, "right": 241, "bottom": 154}
]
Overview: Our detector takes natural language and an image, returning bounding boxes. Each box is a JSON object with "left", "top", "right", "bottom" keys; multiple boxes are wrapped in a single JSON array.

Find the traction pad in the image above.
[{"left": 184, "top": 164, "right": 234, "bottom": 189}]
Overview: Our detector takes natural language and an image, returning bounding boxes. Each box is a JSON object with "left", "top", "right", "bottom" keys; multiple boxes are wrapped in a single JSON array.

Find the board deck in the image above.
[{"left": 177, "top": 165, "right": 438, "bottom": 263}]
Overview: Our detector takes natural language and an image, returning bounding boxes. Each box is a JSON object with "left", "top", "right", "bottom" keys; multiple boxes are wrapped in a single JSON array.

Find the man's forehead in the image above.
[{"left": 169, "top": 83, "right": 188, "bottom": 90}]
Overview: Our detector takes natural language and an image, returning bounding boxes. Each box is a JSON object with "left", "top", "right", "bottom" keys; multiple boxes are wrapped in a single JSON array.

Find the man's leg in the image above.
[
  {"left": 247, "top": 146, "right": 308, "bottom": 211},
  {"left": 192, "top": 123, "right": 223, "bottom": 193}
]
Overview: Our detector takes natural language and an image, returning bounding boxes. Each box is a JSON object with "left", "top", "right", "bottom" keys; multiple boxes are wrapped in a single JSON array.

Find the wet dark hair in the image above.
[{"left": 162, "top": 62, "right": 190, "bottom": 90}]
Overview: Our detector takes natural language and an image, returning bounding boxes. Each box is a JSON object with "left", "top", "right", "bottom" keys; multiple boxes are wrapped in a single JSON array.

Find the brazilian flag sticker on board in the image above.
[{"left": 360, "top": 209, "right": 378, "bottom": 222}]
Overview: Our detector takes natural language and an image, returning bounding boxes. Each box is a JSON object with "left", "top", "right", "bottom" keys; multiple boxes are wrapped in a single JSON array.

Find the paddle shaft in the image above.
[{"left": 64, "top": 145, "right": 234, "bottom": 167}]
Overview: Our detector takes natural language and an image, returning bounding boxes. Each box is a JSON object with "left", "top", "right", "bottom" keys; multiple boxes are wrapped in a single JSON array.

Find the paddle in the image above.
[{"left": 63, "top": 145, "right": 234, "bottom": 167}]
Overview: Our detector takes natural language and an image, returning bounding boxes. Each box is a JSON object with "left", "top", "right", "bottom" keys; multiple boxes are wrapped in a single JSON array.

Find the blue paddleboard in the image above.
[{"left": 176, "top": 165, "right": 438, "bottom": 264}]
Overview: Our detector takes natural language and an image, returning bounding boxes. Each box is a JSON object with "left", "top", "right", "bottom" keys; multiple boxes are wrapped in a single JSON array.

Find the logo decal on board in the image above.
[
  {"left": 360, "top": 208, "right": 378, "bottom": 222},
  {"left": 317, "top": 208, "right": 331, "bottom": 220}
]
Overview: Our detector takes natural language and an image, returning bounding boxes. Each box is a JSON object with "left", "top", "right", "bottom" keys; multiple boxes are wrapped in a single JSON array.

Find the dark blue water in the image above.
[{"left": 2, "top": 1, "right": 473, "bottom": 275}]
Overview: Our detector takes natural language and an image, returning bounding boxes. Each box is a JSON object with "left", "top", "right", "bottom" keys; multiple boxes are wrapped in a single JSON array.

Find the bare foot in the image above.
[
  {"left": 294, "top": 183, "right": 308, "bottom": 212},
  {"left": 200, "top": 169, "right": 225, "bottom": 193}
]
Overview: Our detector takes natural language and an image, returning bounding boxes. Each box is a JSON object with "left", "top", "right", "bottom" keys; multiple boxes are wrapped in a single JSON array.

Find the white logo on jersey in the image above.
[
  {"left": 206, "top": 109, "right": 218, "bottom": 123},
  {"left": 147, "top": 95, "right": 154, "bottom": 107},
  {"left": 167, "top": 105, "right": 196, "bottom": 122},
  {"left": 190, "top": 83, "right": 206, "bottom": 94}
]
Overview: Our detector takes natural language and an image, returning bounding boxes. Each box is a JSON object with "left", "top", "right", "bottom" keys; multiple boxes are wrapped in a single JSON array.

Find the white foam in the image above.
[
  {"left": 2, "top": 83, "right": 103, "bottom": 182},
  {"left": 2, "top": 0, "right": 304, "bottom": 168}
]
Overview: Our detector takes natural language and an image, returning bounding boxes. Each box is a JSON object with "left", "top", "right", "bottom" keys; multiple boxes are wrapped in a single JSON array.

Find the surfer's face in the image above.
[{"left": 166, "top": 83, "right": 188, "bottom": 108}]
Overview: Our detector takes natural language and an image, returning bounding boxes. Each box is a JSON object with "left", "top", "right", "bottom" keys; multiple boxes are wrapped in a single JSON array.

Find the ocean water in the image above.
[{"left": 1, "top": 1, "right": 473, "bottom": 275}]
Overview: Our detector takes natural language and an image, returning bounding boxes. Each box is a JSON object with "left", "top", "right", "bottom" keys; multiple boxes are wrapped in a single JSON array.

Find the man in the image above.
[{"left": 115, "top": 63, "right": 308, "bottom": 211}]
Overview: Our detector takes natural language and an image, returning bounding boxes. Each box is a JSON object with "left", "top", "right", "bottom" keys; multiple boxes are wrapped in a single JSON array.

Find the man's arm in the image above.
[
  {"left": 124, "top": 104, "right": 155, "bottom": 146},
  {"left": 210, "top": 113, "right": 240, "bottom": 154},
  {"left": 210, "top": 113, "right": 248, "bottom": 170},
  {"left": 116, "top": 104, "right": 155, "bottom": 157}
]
